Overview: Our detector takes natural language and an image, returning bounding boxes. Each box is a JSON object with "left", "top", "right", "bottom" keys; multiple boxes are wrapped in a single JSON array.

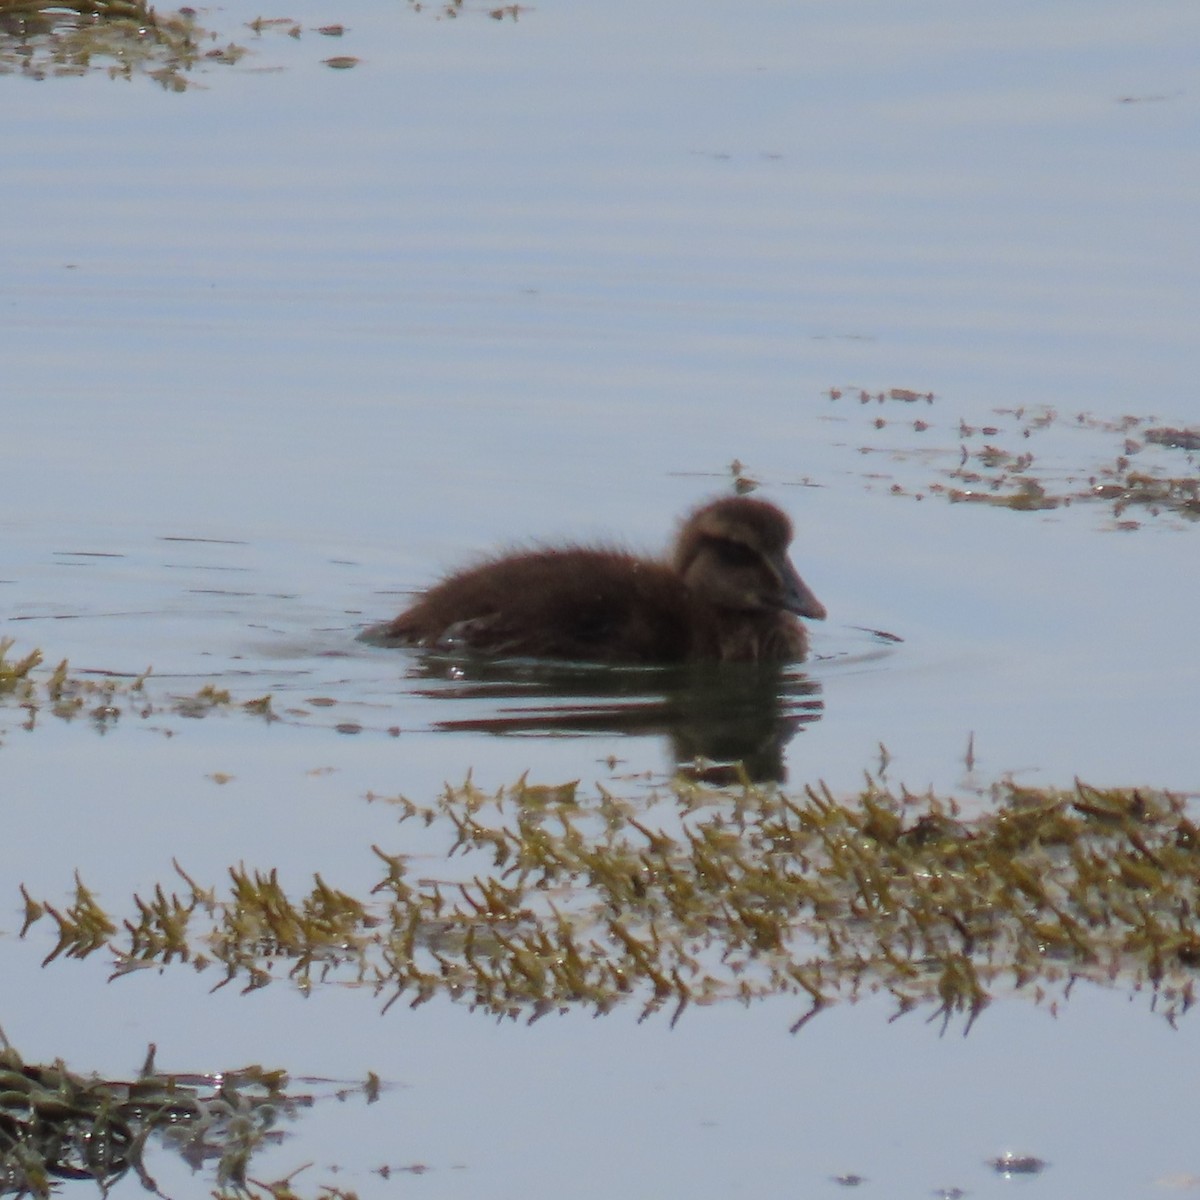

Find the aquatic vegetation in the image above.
[
  {"left": 21, "top": 774, "right": 1200, "bottom": 1033},
  {"left": 0, "top": 0, "right": 531, "bottom": 86},
  {"left": 0, "top": 0, "right": 213, "bottom": 88},
  {"left": 0, "top": 639, "right": 285, "bottom": 743},
  {"left": 9, "top": 642, "right": 1197, "bottom": 1031},
  {"left": 988, "top": 1153, "right": 1049, "bottom": 1176},
  {"left": 405, "top": 0, "right": 529, "bottom": 18},
  {"left": 0, "top": 638, "right": 41, "bottom": 693},
  {"left": 1145, "top": 427, "right": 1200, "bottom": 451},
  {"left": 0, "top": 1032, "right": 368, "bottom": 1198},
  {"left": 831, "top": 392, "right": 1200, "bottom": 527}
]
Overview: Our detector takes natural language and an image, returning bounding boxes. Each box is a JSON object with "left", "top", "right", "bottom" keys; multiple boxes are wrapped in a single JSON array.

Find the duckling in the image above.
[{"left": 366, "top": 496, "right": 826, "bottom": 664}]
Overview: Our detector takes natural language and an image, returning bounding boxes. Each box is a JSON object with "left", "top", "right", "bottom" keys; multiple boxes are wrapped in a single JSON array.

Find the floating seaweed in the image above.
[
  {"left": 0, "top": 639, "right": 42, "bottom": 693},
  {"left": 405, "top": 0, "right": 530, "bottom": 19},
  {"left": 830, "top": 393, "right": 1200, "bottom": 527},
  {"left": 1145, "top": 427, "right": 1200, "bottom": 452},
  {"left": 9, "top": 648, "right": 1200, "bottom": 1033},
  {"left": 0, "top": 1032, "right": 371, "bottom": 1198},
  {"left": 0, "top": 0, "right": 212, "bottom": 88},
  {"left": 0, "top": 639, "right": 285, "bottom": 744},
  {"left": 0, "top": 0, "right": 532, "bottom": 86},
  {"left": 20, "top": 774, "right": 1200, "bottom": 1033}
]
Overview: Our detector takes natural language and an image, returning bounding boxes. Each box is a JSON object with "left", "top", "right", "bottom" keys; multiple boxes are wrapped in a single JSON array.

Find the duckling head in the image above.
[{"left": 673, "top": 496, "right": 827, "bottom": 620}]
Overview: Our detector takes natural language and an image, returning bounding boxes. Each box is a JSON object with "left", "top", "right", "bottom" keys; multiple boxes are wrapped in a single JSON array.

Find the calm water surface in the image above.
[{"left": 3, "top": 0, "right": 1199, "bottom": 1195}]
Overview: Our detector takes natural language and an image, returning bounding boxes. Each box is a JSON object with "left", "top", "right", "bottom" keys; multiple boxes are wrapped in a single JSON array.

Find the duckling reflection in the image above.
[
  {"left": 364, "top": 496, "right": 826, "bottom": 664},
  {"left": 402, "top": 656, "right": 823, "bottom": 783}
]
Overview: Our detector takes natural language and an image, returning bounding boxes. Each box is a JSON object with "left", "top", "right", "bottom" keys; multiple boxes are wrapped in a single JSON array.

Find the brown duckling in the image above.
[{"left": 368, "top": 496, "right": 826, "bottom": 665}]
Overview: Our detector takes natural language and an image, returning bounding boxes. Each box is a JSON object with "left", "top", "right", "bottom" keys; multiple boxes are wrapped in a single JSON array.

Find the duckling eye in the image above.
[{"left": 713, "top": 539, "right": 759, "bottom": 568}]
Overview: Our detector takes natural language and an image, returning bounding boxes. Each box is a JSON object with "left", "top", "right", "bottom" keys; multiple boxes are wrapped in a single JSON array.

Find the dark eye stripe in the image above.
[{"left": 713, "top": 539, "right": 759, "bottom": 568}]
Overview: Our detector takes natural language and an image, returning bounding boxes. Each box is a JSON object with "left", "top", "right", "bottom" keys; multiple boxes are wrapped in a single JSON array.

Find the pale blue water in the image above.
[{"left": 2, "top": 0, "right": 1199, "bottom": 1196}]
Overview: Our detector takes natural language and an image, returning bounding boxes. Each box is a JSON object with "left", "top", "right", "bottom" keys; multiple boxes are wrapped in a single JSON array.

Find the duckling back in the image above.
[{"left": 376, "top": 547, "right": 694, "bottom": 664}]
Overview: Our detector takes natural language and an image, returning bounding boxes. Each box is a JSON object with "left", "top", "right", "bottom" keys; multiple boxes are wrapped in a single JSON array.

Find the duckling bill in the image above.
[{"left": 367, "top": 496, "right": 826, "bottom": 664}]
